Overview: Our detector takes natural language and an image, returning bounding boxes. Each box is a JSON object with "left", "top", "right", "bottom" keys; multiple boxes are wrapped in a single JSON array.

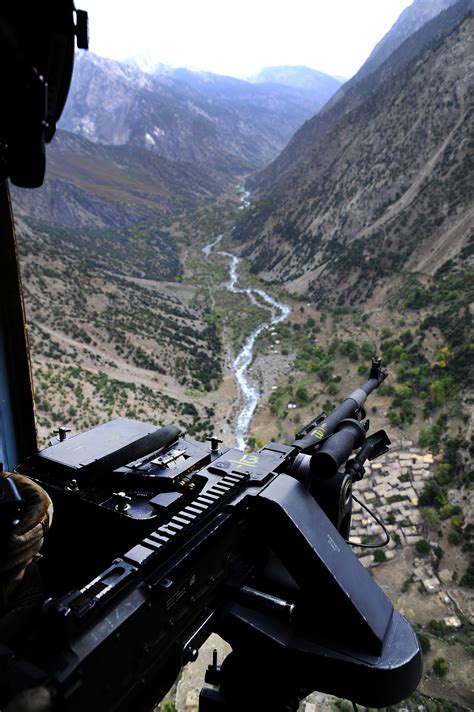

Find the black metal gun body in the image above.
[{"left": 3, "top": 364, "right": 422, "bottom": 710}]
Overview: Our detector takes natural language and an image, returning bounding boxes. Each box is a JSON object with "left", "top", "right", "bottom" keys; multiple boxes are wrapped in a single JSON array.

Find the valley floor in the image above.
[{"left": 15, "top": 189, "right": 473, "bottom": 712}]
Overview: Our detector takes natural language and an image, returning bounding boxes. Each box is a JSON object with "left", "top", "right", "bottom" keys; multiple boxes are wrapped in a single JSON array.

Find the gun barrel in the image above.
[
  {"left": 291, "top": 360, "right": 387, "bottom": 453},
  {"left": 310, "top": 418, "right": 368, "bottom": 479}
]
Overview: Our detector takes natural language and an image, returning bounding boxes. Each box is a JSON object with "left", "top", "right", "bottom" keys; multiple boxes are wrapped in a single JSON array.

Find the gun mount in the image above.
[
  {"left": 0, "top": 362, "right": 422, "bottom": 711},
  {"left": 0, "top": 10, "right": 421, "bottom": 709}
]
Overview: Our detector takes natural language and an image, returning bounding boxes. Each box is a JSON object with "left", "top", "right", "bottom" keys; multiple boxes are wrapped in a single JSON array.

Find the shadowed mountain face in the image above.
[
  {"left": 11, "top": 57, "right": 342, "bottom": 230},
  {"left": 233, "top": 0, "right": 473, "bottom": 306},
  {"left": 10, "top": 130, "right": 222, "bottom": 228},
  {"left": 357, "top": 0, "right": 459, "bottom": 80},
  {"left": 59, "top": 54, "right": 342, "bottom": 179}
]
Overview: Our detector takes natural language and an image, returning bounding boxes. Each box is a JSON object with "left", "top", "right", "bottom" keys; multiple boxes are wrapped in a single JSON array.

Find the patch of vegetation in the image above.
[
  {"left": 432, "top": 657, "right": 449, "bottom": 677},
  {"left": 417, "top": 632, "right": 431, "bottom": 654},
  {"left": 460, "top": 560, "right": 474, "bottom": 588},
  {"left": 415, "top": 539, "right": 431, "bottom": 556},
  {"left": 332, "top": 700, "right": 352, "bottom": 712},
  {"left": 428, "top": 619, "right": 447, "bottom": 637},
  {"left": 404, "top": 269, "right": 473, "bottom": 392}
]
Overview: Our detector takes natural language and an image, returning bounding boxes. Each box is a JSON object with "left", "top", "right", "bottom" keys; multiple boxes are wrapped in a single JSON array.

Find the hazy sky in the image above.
[{"left": 82, "top": 0, "right": 414, "bottom": 79}]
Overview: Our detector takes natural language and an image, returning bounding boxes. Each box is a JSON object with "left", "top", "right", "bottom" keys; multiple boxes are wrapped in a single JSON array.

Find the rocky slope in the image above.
[
  {"left": 356, "top": 0, "right": 459, "bottom": 82},
  {"left": 10, "top": 130, "right": 221, "bottom": 228},
  {"left": 59, "top": 54, "right": 342, "bottom": 178},
  {"left": 11, "top": 57, "right": 342, "bottom": 230},
  {"left": 234, "top": 0, "right": 473, "bottom": 305}
]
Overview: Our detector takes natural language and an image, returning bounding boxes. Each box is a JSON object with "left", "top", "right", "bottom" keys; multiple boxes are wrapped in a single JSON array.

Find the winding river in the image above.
[{"left": 202, "top": 238, "right": 291, "bottom": 450}]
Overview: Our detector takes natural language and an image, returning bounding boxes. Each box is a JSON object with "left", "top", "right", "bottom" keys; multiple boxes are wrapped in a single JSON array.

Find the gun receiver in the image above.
[{"left": 2, "top": 361, "right": 421, "bottom": 711}]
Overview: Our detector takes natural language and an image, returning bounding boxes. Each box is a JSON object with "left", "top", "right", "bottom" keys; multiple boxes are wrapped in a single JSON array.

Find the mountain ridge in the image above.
[
  {"left": 10, "top": 129, "right": 222, "bottom": 228},
  {"left": 59, "top": 54, "right": 342, "bottom": 179},
  {"left": 234, "top": 0, "right": 473, "bottom": 306},
  {"left": 247, "top": 65, "right": 342, "bottom": 96},
  {"left": 360, "top": 0, "right": 459, "bottom": 80},
  {"left": 246, "top": 0, "right": 472, "bottom": 194}
]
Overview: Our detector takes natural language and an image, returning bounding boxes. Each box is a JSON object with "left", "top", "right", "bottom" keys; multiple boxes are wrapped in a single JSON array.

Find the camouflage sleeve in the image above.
[{"left": 0, "top": 472, "right": 53, "bottom": 607}]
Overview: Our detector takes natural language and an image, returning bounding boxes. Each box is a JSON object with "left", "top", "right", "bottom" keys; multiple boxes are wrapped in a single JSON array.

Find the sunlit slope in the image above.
[{"left": 10, "top": 130, "right": 221, "bottom": 228}]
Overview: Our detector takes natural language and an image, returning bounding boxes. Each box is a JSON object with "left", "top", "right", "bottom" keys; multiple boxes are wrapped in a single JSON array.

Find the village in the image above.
[
  {"left": 355, "top": 444, "right": 442, "bottom": 578},
  {"left": 352, "top": 441, "right": 467, "bottom": 628}
]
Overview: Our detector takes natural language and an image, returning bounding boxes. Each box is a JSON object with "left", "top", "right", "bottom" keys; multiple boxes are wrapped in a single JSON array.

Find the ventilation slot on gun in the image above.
[
  {"left": 178, "top": 511, "right": 197, "bottom": 521},
  {"left": 193, "top": 501, "right": 210, "bottom": 510},
  {"left": 121, "top": 471, "right": 249, "bottom": 570},
  {"left": 159, "top": 525, "right": 178, "bottom": 537},
  {"left": 212, "top": 483, "right": 233, "bottom": 492},
  {"left": 143, "top": 537, "right": 163, "bottom": 551},
  {"left": 167, "top": 522, "right": 184, "bottom": 532},
  {"left": 199, "top": 494, "right": 218, "bottom": 503}
]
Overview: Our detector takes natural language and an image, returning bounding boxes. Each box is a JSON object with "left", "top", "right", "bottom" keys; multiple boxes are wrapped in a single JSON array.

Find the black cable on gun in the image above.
[{"left": 347, "top": 493, "right": 390, "bottom": 549}]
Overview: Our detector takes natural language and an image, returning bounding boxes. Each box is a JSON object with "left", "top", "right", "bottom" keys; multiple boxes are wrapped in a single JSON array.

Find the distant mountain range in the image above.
[
  {"left": 59, "top": 55, "right": 342, "bottom": 179},
  {"left": 234, "top": 0, "right": 473, "bottom": 305},
  {"left": 10, "top": 60, "right": 342, "bottom": 228},
  {"left": 248, "top": 66, "right": 343, "bottom": 95}
]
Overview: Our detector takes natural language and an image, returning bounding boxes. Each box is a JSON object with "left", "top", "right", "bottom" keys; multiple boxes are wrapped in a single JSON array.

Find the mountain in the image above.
[
  {"left": 245, "top": 0, "right": 472, "bottom": 190},
  {"left": 322, "top": 0, "right": 461, "bottom": 117},
  {"left": 248, "top": 65, "right": 342, "bottom": 100},
  {"left": 59, "top": 54, "right": 342, "bottom": 178},
  {"left": 233, "top": 0, "right": 473, "bottom": 306},
  {"left": 357, "top": 0, "right": 459, "bottom": 81},
  {"left": 10, "top": 130, "right": 221, "bottom": 228}
]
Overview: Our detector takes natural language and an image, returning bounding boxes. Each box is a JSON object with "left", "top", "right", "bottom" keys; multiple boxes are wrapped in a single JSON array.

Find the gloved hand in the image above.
[{"left": 4, "top": 686, "right": 54, "bottom": 712}]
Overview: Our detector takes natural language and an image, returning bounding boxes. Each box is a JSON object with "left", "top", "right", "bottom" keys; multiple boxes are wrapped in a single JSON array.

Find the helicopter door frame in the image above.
[{"left": 0, "top": 180, "right": 37, "bottom": 470}]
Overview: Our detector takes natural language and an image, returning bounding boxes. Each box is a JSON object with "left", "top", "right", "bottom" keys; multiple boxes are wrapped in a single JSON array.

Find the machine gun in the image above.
[
  {"left": 0, "top": 8, "right": 421, "bottom": 709},
  {"left": 0, "top": 360, "right": 422, "bottom": 711}
]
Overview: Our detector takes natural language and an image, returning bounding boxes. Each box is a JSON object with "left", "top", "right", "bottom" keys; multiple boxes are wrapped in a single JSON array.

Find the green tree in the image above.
[
  {"left": 296, "top": 385, "right": 309, "bottom": 403},
  {"left": 418, "top": 414, "right": 447, "bottom": 450},
  {"left": 428, "top": 377, "right": 454, "bottom": 408},
  {"left": 419, "top": 479, "right": 448, "bottom": 509},
  {"left": 448, "top": 530, "right": 462, "bottom": 546},
  {"left": 339, "top": 340, "right": 358, "bottom": 362},
  {"left": 417, "top": 632, "right": 431, "bottom": 654},
  {"left": 416, "top": 539, "right": 431, "bottom": 556},
  {"left": 428, "top": 619, "right": 446, "bottom": 636},
  {"left": 432, "top": 658, "right": 449, "bottom": 677},
  {"left": 361, "top": 341, "right": 375, "bottom": 359},
  {"left": 461, "top": 560, "right": 474, "bottom": 588},
  {"left": 387, "top": 410, "right": 401, "bottom": 427},
  {"left": 420, "top": 507, "right": 440, "bottom": 532}
]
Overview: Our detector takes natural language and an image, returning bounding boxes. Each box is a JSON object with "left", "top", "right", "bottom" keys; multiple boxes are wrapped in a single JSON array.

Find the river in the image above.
[{"left": 202, "top": 239, "right": 290, "bottom": 450}]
